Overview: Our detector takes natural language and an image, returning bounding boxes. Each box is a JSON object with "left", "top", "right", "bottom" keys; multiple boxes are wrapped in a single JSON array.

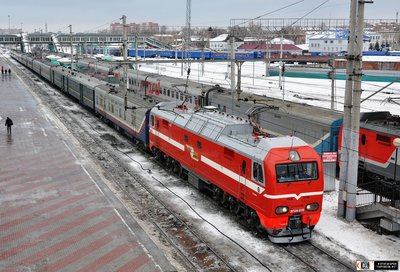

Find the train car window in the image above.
[
  {"left": 276, "top": 162, "right": 318, "bottom": 183},
  {"left": 376, "top": 134, "right": 390, "bottom": 144},
  {"left": 242, "top": 160, "right": 246, "bottom": 174},
  {"left": 197, "top": 141, "right": 202, "bottom": 149},
  {"left": 361, "top": 134, "right": 366, "bottom": 145},
  {"left": 184, "top": 135, "right": 188, "bottom": 142},
  {"left": 150, "top": 115, "right": 155, "bottom": 127},
  {"left": 252, "top": 162, "right": 264, "bottom": 184}
]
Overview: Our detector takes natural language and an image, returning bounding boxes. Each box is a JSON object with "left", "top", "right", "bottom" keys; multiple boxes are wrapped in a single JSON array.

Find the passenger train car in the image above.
[
  {"left": 11, "top": 51, "right": 325, "bottom": 243},
  {"left": 126, "top": 49, "right": 265, "bottom": 60}
]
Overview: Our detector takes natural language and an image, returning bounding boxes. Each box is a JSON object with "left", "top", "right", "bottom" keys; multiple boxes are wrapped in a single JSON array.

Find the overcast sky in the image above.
[{"left": 1, "top": 0, "right": 398, "bottom": 33}]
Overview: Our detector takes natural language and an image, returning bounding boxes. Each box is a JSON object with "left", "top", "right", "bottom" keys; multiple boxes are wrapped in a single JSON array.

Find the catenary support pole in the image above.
[
  {"left": 69, "top": 24, "right": 73, "bottom": 70},
  {"left": 338, "top": 0, "right": 357, "bottom": 218},
  {"left": 230, "top": 36, "right": 236, "bottom": 114},
  {"left": 122, "top": 15, "right": 128, "bottom": 116},
  {"left": 346, "top": 0, "right": 372, "bottom": 222}
]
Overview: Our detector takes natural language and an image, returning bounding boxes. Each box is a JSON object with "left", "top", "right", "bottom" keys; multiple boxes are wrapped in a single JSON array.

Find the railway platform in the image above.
[{"left": 0, "top": 62, "right": 176, "bottom": 271}]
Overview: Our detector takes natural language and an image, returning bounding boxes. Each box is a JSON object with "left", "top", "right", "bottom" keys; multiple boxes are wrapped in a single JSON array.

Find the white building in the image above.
[
  {"left": 308, "top": 30, "right": 379, "bottom": 54},
  {"left": 209, "top": 34, "right": 244, "bottom": 51}
]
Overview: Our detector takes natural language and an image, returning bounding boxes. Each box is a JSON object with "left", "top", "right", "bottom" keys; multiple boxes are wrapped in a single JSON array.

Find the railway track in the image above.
[
  {"left": 279, "top": 241, "right": 354, "bottom": 272},
  {"left": 11, "top": 65, "right": 235, "bottom": 271},
  {"left": 7, "top": 54, "right": 358, "bottom": 271}
]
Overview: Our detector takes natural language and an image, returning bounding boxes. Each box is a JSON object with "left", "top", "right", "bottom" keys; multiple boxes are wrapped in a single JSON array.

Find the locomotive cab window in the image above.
[
  {"left": 252, "top": 162, "right": 264, "bottom": 184},
  {"left": 150, "top": 115, "right": 155, "bottom": 127},
  {"left": 276, "top": 162, "right": 318, "bottom": 183}
]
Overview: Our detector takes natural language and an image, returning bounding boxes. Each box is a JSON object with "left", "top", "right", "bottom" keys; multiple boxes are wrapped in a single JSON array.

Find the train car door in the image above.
[{"left": 239, "top": 160, "right": 247, "bottom": 203}]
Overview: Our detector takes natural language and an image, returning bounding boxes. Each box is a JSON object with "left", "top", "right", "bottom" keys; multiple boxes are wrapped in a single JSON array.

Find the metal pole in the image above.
[
  {"left": 392, "top": 145, "right": 398, "bottom": 207},
  {"left": 331, "top": 66, "right": 336, "bottom": 110},
  {"left": 279, "top": 33, "right": 283, "bottom": 91},
  {"left": 346, "top": 0, "right": 371, "bottom": 222},
  {"left": 230, "top": 36, "right": 236, "bottom": 114},
  {"left": 69, "top": 25, "right": 73, "bottom": 70},
  {"left": 338, "top": 0, "right": 357, "bottom": 218},
  {"left": 122, "top": 15, "right": 128, "bottom": 114}
]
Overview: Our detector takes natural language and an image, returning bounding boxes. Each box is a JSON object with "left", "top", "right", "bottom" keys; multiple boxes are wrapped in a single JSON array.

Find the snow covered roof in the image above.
[
  {"left": 309, "top": 30, "right": 370, "bottom": 41},
  {"left": 210, "top": 34, "right": 229, "bottom": 42},
  {"left": 296, "top": 44, "right": 309, "bottom": 51},
  {"left": 270, "top": 37, "right": 294, "bottom": 44}
]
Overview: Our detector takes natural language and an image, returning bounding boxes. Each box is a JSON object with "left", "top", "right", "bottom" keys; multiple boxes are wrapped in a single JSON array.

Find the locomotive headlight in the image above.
[
  {"left": 306, "top": 202, "right": 319, "bottom": 211},
  {"left": 289, "top": 150, "right": 300, "bottom": 161},
  {"left": 275, "top": 206, "right": 289, "bottom": 215}
]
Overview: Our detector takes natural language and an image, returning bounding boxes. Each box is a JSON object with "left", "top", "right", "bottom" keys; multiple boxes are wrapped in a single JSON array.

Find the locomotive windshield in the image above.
[{"left": 276, "top": 162, "right": 318, "bottom": 183}]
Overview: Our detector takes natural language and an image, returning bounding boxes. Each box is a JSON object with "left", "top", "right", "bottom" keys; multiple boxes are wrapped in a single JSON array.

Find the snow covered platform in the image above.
[{"left": 0, "top": 69, "right": 174, "bottom": 271}]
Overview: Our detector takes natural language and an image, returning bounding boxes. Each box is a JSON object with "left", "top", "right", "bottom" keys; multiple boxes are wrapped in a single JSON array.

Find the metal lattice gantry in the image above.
[{"left": 229, "top": 17, "right": 399, "bottom": 37}]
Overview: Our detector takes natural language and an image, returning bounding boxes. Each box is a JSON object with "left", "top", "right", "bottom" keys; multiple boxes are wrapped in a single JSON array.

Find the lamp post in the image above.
[{"left": 392, "top": 138, "right": 400, "bottom": 207}]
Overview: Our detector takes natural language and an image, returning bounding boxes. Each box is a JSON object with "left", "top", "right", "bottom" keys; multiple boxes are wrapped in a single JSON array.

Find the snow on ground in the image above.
[
  {"left": 141, "top": 60, "right": 400, "bottom": 115},
  {"left": 139, "top": 60, "right": 400, "bottom": 262}
]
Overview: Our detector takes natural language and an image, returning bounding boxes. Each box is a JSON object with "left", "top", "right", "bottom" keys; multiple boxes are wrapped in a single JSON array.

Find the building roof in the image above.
[
  {"left": 309, "top": 30, "right": 370, "bottom": 41},
  {"left": 210, "top": 34, "right": 230, "bottom": 42},
  {"left": 210, "top": 34, "right": 243, "bottom": 42}
]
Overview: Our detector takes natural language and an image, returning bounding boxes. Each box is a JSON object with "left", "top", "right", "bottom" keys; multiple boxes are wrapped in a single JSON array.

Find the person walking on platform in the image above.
[
  {"left": 8, "top": 68, "right": 11, "bottom": 75},
  {"left": 5, "top": 117, "right": 13, "bottom": 134}
]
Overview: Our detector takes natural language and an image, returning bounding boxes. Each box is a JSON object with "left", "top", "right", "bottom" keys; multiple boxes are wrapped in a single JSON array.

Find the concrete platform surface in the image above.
[{"left": 0, "top": 61, "right": 175, "bottom": 271}]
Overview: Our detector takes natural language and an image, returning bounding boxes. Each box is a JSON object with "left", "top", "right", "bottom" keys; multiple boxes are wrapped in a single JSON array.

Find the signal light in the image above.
[
  {"left": 306, "top": 202, "right": 319, "bottom": 211},
  {"left": 275, "top": 206, "right": 289, "bottom": 215},
  {"left": 289, "top": 150, "right": 300, "bottom": 161}
]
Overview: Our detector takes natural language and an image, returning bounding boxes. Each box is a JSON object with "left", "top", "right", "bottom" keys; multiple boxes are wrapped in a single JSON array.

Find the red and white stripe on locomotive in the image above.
[{"left": 149, "top": 102, "right": 324, "bottom": 243}]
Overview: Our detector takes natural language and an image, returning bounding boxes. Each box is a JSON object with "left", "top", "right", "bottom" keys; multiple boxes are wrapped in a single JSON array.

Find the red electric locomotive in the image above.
[
  {"left": 149, "top": 102, "right": 324, "bottom": 243},
  {"left": 339, "top": 111, "right": 400, "bottom": 183}
]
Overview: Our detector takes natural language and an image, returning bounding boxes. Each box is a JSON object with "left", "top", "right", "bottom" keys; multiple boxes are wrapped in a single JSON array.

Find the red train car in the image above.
[
  {"left": 339, "top": 111, "right": 400, "bottom": 183},
  {"left": 149, "top": 102, "right": 324, "bottom": 243}
]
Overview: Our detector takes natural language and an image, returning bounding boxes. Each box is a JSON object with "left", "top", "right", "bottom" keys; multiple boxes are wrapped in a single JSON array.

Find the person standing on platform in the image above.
[
  {"left": 5, "top": 117, "right": 13, "bottom": 134},
  {"left": 1, "top": 67, "right": 3, "bottom": 75},
  {"left": 8, "top": 68, "right": 11, "bottom": 75}
]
